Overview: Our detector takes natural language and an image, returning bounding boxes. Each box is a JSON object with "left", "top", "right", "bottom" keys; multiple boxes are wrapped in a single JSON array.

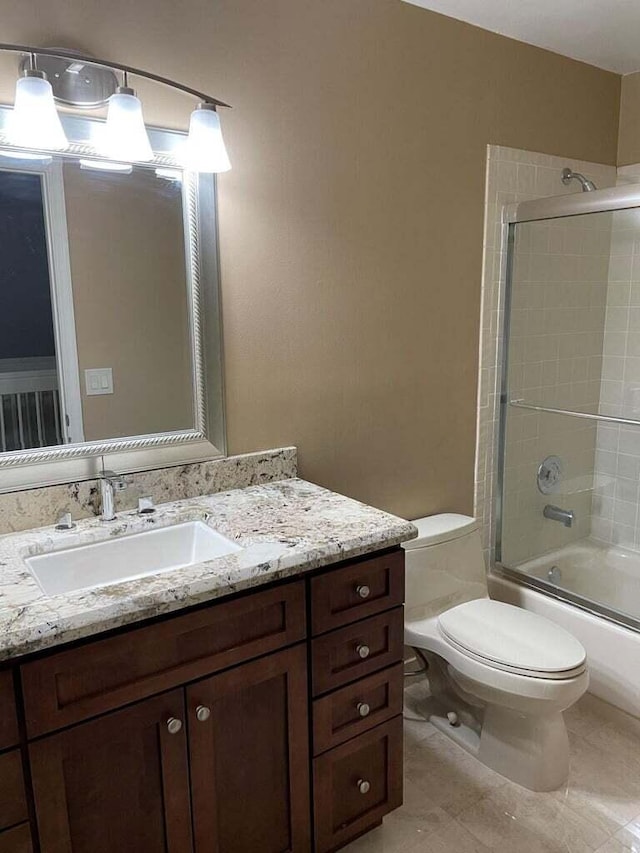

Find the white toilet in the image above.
[{"left": 403, "top": 513, "right": 588, "bottom": 792}]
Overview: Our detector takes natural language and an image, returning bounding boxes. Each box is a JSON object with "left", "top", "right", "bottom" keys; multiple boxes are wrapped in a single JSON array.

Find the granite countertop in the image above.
[{"left": 0, "top": 478, "right": 417, "bottom": 662}]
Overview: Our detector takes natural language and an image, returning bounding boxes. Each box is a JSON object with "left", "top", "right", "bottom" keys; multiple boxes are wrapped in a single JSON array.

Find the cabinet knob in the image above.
[
  {"left": 356, "top": 643, "right": 370, "bottom": 660},
  {"left": 356, "top": 584, "right": 370, "bottom": 600},
  {"left": 357, "top": 779, "right": 371, "bottom": 795},
  {"left": 195, "top": 705, "right": 211, "bottom": 722},
  {"left": 166, "top": 717, "right": 183, "bottom": 735},
  {"left": 357, "top": 702, "right": 371, "bottom": 718}
]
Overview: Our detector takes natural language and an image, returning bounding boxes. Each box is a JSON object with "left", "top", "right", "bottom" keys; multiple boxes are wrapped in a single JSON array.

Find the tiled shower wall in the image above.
[{"left": 475, "top": 146, "right": 616, "bottom": 564}]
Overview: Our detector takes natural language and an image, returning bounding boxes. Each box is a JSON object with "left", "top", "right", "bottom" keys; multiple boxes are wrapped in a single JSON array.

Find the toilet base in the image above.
[
  {"left": 478, "top": 705, "right": 569, "bottom": 791},
  {"left": 406, "top": 654, "right": 575, "bottom": 792},
  {"left": 422, "top": 699, "right": 570, "bottom": 791}
]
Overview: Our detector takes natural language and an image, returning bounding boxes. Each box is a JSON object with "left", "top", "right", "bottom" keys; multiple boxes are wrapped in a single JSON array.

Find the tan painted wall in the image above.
[
  {"left": 0, "top": 0, "right": 620, "bottom": 518},
  {"left": 63, "top": 163, "right": 193, "bottom": 440},
  {"left": 618, "top": 72, "right": 640, "bottom": 165}
]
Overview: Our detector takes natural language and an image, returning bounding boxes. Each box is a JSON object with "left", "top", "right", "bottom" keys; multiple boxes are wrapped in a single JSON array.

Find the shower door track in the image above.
[{"left": 493, "top": 563, "right": 640, "bottom": 636}]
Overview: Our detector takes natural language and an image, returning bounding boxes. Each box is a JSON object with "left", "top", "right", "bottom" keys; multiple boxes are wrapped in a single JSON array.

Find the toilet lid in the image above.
[{"left": 438, "top": 599, "right": 586, "bottom": 676}]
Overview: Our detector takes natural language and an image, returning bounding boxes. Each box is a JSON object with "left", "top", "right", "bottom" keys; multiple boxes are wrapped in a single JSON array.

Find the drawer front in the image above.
[
  {"left": 313, "top": 717, "right": 403, "bottom": 853},
  {"left": 310, "top": 551, "right": 404, "bottom": 636},
  {"left": 311, "top": 608, "right": 403, "bottom": 696},
  {"left": 313, "top": 663, "right": 403, "bottom": 755},
  {"left": 0, "top": 671, "right": 19, "bottom": 751},
  {"left": 22, "top": 581, "right": 306, "bottom": 737},
  {"left": 0, "top": 824, "right": 32, "bottom": 853},
  {"left": 0, "top": 750, "right": 28, "bottom": 831}
]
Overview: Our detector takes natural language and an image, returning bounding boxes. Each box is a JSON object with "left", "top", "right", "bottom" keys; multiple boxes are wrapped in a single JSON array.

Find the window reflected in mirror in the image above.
[
  {"left": 0, "top": 169, "right": 63, "bottom": 451},
  {"left": 0, "top": 157, "right": 195, "bottom": 453}
]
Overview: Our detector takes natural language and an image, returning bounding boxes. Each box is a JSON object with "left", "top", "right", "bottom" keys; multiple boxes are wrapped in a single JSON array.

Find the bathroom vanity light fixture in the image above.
[
  {"left": 6, "top": 58, "right": 68, "bottom": 150},
  {"left": 97, "top": 75, "right": 153, "bottom": 162},
  {"left": 0, "top": 43, "right": 232, "bottom": 171},
  {"left": 182, "top": 103, "right": 231, "bottom": 173}
]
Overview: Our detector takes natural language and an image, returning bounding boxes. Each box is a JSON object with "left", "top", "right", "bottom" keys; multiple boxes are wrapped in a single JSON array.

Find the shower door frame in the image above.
[{"left": 493, "top": 182, "right": 640, "bottom": 634}]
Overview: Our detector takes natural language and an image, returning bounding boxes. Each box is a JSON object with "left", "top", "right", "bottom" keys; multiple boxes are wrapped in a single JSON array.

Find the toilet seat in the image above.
[{"left": 437, "top": 599, "right": 587, "bottom": 679}]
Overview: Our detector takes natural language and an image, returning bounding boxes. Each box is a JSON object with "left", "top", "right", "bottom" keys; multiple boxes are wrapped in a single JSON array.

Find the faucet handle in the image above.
[
  {"left": 138, "top": 496, "right": 155, "bottom": 515},
  {"left": 100, "top": 469, "right": 128, "bottom": 491},
  {"left": 55, "top": 512, "right": 76, "bottom": 531}
]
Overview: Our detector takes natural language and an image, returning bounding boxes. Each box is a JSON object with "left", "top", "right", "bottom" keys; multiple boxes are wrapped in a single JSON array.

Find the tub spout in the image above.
[{"left": 543, "top": 504, "right": 574, "bottom": 528}]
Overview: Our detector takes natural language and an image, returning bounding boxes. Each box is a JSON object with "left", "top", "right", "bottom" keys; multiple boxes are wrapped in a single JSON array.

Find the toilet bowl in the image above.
[{"left": 403, "top": 514, "right": 588, "bottom": 792}]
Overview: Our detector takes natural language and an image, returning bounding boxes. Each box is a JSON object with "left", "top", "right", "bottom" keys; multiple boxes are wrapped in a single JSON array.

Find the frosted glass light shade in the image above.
[
  {"left": 182, "top": 105, "right": 231, "bottom": 173},
  {"left": 6, "top": 73, "right": 68, "bottom": 150},
  {"left": 97, "top": 89, "right": 153, "bottom": 162}
]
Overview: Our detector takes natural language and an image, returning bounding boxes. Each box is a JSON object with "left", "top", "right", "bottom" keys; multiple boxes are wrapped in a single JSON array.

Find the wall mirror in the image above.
[{"left": 0, "top": 107, "right": 225, "bottom": 491}]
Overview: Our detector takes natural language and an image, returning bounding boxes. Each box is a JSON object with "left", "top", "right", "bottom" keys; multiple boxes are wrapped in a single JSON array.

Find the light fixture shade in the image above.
[
  {"left": 97, "top": 89, "right": 153, "bottom": 162},
  {"left": 6, "top": 73, "right": 68, "bottom": 150},
  {"left": 182, "top": 105, "right": 231, "bottom": 173}
]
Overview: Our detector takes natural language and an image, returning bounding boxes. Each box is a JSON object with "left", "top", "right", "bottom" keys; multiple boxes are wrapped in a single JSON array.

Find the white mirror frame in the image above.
[{"left": 0, "top": 108, "right": 226, "bottom": 492}]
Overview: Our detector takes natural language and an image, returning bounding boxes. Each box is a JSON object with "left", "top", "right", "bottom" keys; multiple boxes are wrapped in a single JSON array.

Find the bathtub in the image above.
[{"left": 489, "top": 539, "right": 640, "bottom": 718}]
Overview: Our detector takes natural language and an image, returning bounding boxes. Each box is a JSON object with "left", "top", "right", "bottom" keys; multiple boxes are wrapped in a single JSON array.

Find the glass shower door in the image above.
[{"left": 498, "top": 204, "right": 640, "bottom": 628}]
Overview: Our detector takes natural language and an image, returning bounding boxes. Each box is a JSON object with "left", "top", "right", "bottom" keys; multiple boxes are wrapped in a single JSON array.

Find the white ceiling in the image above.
[{"left": 402, "top": 0, "right": 640, "bottom": 75}]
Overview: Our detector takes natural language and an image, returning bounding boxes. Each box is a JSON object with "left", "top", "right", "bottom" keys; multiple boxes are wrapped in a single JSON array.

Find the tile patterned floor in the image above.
[{"left": 343, "top": 693, "right": 640, "bottom": 853}]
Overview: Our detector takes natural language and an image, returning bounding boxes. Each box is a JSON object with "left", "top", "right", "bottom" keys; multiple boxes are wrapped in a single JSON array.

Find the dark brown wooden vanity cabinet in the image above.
[
  {"left": 309, "top": 550, "right": 405, "bottom": 853},
  {"left": 0, "top": 671, "right": 19, "bottom": 752},
  {"left": 23, "top": 582, "right": 310, "bottom": 853},
  {"left": 187, "top": 646, "right": 310, "bottom": 853},
  {"left": 15, "top": 547, "right": 405, "bottom": 853},
  {"left": 0, "top": 669, "right": 33, "bottom": 853},
  {"left": 29, "top": 689, "right": 194, "bottom": 853}
]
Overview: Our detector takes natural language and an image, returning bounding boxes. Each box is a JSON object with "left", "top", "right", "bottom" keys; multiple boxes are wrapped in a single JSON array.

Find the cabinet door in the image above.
[
  {"left": 30, "top": 689, "right": 193, "bottom": 853},
  {"left": 187, "top": 645, "right": 311, "bottom": 853},
  {"left": 0, "top": 670, "right": 19, "bottom": 751}
]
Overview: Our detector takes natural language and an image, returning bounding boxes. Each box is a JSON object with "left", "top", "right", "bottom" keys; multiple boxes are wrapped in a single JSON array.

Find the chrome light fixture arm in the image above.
[
  {"left": 0, "top": 42, "right": 231, "bottom": 109},
  {"left": 0, "top": 42, "right": 233, "bottom": 172}
]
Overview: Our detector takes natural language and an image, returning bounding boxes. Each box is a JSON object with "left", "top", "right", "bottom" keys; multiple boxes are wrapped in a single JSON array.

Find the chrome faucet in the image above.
[
  {"left": 543, "top": 504, "right": 574, "bottom": 528},
  {"left": 99, "top": 469, "right": 128, "bottom": 521}
]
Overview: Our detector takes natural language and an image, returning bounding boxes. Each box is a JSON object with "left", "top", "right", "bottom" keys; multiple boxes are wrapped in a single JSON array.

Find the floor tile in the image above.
[
  {"left": 416, "top": 819, "right": 492, "bottom": 852},
  {"left": 583, "top": 711, "right": 640, "bottom": 773},
  {"left": 595, "top": 838, "right": 635, "bottom": 852},
  {"left": 608, "top": 818, "right": 640, "bottom": 852},
  {"left": 553, "top": 731, "right": 640, "bottom": 828},
  {"left": 458, "top": 780, "right": 610, "bottom": 852},
  {"left": 564, "top": 692, "right": 623, "bottom": 738},
  {"left": 405, "top": 731, "right": 506, "bottom": 818}
]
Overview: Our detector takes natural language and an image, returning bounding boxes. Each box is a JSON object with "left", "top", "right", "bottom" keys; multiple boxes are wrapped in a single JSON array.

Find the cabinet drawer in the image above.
[
  {"left": 313, "top": 717, "right": 403, "bottom": 853},
  {"left": 0, "top": 824, "right": 32, "bottom": 853},
  {"left": 313, "top": 663, "right": 403, "bottom": 755},
  {"left": 0, "top": 750, "right": 28, "bottom": 831},
  {"left": 0, "top": 671, "right": 19, "bottom": 751},
  {"left": 22, "top": 581, "right": 306, "bottom": 737},
  {"left": 311, "top": 608, "right": 403, "bottom": 696},
  {"left": 310, "top": 551, "right": 404, "bottom": 636}
]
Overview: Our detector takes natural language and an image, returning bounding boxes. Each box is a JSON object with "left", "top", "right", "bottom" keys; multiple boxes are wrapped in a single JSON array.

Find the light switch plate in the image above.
[{"left": 85, "top": 367, "right": 114, "bottom": 396}]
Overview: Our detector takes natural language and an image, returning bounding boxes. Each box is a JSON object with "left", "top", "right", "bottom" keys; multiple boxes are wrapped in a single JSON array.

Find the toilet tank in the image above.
[{"left": 402, "top": 514, "right": 487, "bottom": 618}]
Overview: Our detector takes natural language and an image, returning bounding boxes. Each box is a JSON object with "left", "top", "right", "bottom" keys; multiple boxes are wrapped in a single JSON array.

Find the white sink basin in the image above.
[{"left": 26, "top": 521, "right": 242, "bottom": 596}]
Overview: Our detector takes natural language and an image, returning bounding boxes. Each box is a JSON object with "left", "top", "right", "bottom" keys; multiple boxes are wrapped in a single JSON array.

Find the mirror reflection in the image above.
[{"left": 0, "top": 157, "right": 194, "bottom": 453}]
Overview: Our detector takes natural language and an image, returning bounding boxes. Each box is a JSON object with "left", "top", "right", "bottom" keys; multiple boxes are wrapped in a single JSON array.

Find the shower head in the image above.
[{"left": 561, "top": 167, "right": 597, "bottom": 192}]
